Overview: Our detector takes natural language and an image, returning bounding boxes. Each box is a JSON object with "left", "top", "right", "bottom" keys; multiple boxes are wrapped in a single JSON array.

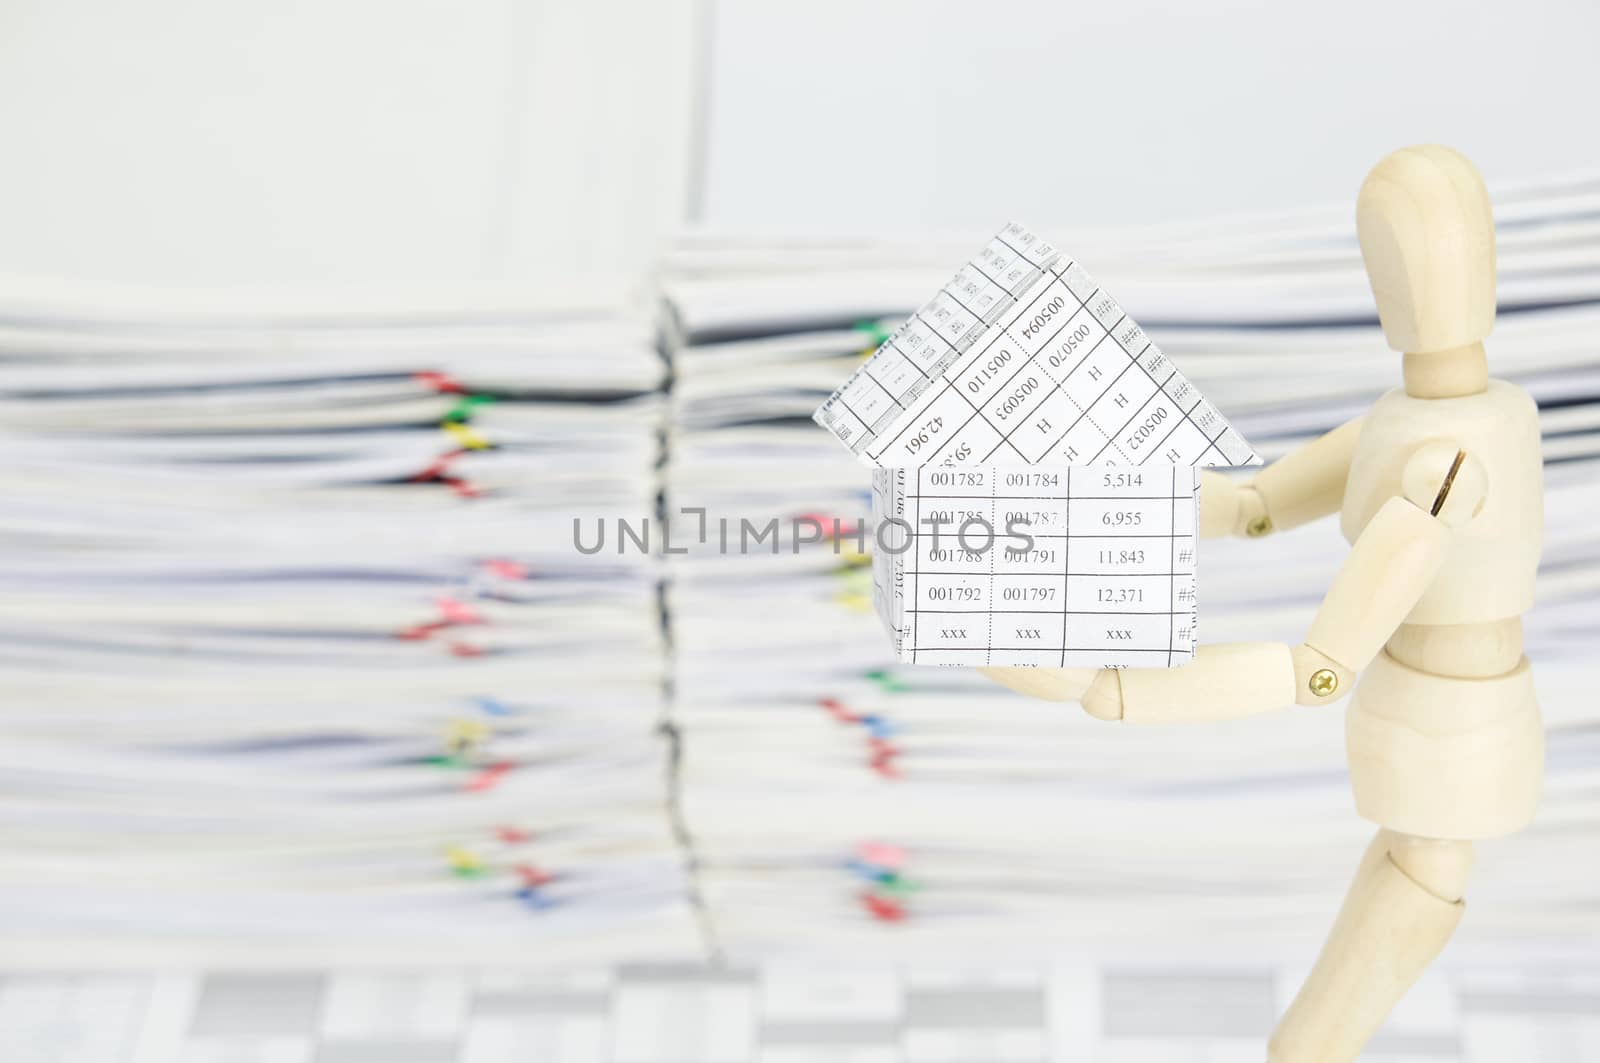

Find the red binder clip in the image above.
[
  {"left": 868, "top": 742, "right": 900, "bottom": 779},
  {"left": 410, "top": 449, "right": 482, "bottom": 499},
  {"left": 414, "top": 370, "right": 467, "bottom": 394},
  {"left": 513, "top": 863, "right": 554, "bottom": 889},
  {"left": 860, "top": 892, "right": 906, "bottom": 922},
  {"left": 397, "top": 596, "right": 486, "bottom": 644},
  {"left": 856, "top": 842, "right": 905, "bottom": 870},
  {"left": 466, "top": 761, "right": 513, "bottom": 792},
  {"left": 819, "top": 697, "right": 859, "bottom": 724},
  {"left": 482, "top": 559, "right": 529, "bottom": 580},
  {"left": 436, "top": 597, "right": 484, "bottom": 626}
]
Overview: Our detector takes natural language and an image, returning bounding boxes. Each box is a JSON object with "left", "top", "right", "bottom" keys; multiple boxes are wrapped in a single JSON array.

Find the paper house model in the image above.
[{"left": 814, "top": 223, "right": 1260, "bottom": 668}]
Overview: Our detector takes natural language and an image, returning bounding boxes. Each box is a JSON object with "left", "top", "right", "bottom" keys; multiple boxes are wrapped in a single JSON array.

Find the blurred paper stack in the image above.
[
  {"left": 661, "top": 177, "right": 1600, "bottom": 958},
  {"left": 4, "top": 172, "right": 1597, "bottom": 969},
  {"left": 0, "top": 299, "right": 702, "bottom": 965}
]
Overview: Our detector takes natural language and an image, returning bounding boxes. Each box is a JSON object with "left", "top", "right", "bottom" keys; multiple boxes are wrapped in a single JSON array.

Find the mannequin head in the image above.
[{"left": 1356, "top": 146, "right": 1496, "bottom": 358}]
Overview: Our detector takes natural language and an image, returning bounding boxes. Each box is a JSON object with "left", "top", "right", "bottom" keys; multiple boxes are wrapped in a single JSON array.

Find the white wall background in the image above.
[
  {"left": 0, "top": 1, "right": 1596, "bottom": 303},
  {"left": 0, "top": 1, "right": 700, "bottom": 309},
  {"left": 701, "top": 0, "right": 1600, "bottom": 234}
]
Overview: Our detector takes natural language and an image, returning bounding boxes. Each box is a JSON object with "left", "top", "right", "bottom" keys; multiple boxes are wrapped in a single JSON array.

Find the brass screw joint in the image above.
[{"left": 1308, "top": 668, "right": 1339, "bottom": 698}]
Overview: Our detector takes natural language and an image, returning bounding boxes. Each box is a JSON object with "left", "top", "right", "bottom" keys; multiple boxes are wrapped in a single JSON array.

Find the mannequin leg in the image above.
[{"left": 1267, "top": 829, "right": 1472, "bottom": 1062}]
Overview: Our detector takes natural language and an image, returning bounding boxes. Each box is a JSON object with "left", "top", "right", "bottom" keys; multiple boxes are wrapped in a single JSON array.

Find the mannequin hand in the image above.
[
  {"left": 979, "top": 667, "right": 1124, "bottom": 721},
  {"left": 1199, "top": 471, "right": 1270, "bottom": 539}
]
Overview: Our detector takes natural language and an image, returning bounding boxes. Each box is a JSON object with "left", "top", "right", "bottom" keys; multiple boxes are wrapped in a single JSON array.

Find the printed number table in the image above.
[{"left": 872, "top": 465, "right": 1199, "bottom": 667}]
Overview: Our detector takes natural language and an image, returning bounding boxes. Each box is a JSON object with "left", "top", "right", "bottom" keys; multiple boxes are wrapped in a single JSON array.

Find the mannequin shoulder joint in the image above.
[{"left": 1401, "top": 439, "right": 1486, "bottom": 529}]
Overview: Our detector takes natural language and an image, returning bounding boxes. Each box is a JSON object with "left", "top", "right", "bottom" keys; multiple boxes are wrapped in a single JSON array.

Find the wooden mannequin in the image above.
[{"left": 983, "top": 145, "right": 1544, "bottom": 1062}]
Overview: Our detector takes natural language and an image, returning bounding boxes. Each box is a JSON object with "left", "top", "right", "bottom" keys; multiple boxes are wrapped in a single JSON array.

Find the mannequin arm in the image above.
[
  {"left": 987, "top": 443, "right": 1485, "bottom": 723},
  {"left": 1200, "top": 416, "right": 1365, "bottom": 538},
  {"left": 984, "top": 641, "right": 1337, "bottom": 723}
]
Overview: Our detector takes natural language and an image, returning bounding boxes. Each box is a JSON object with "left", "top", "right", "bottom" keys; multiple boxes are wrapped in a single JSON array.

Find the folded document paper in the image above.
[{"left": 814, "top": 223, "right": 1260, "bottom": 667}]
